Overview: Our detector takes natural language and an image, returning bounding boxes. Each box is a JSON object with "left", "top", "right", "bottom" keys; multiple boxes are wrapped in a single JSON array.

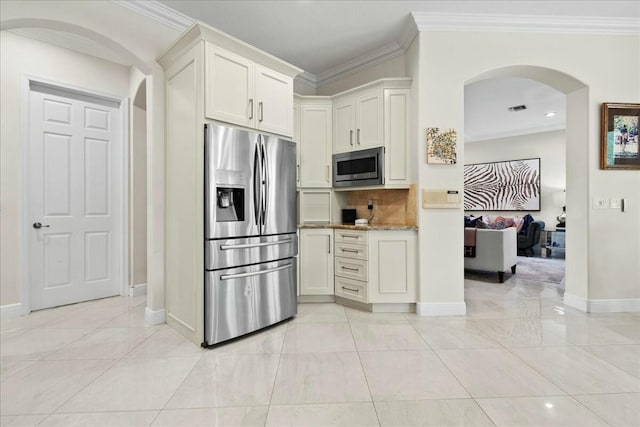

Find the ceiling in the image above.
[
  {"left": 161, "top": 0, "right": 640, "bottom": 82},
  {"left": 5, "top": 0, "right": 634, "bottom": 141},
  {"left": 465, "top": 78, "right": 566, "bottom": 142}
]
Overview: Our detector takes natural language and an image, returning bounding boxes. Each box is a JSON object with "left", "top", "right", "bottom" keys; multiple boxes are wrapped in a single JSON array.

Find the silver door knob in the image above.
[{"left": 33, "top": 222, "right": 50, "bottom": 229}]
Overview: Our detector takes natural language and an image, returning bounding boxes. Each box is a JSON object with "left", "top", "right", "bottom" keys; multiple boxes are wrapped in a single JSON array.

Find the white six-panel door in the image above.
[{"left": 28, "top": 84, "right": 122, "bottom": 310}]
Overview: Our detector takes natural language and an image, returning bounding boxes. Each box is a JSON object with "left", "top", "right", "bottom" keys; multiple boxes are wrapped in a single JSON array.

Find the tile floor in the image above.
[{"left": 1, "top": 279, "right": 639, "bottom": 426}]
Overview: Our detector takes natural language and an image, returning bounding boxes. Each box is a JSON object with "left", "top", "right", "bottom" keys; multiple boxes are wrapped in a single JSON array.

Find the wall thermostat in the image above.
[{"left": 422, "top": 189, "right": 462, "bottom": 209}]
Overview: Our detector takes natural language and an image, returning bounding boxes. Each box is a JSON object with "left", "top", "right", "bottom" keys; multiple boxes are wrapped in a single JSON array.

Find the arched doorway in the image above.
[
  {"left": 0, "top": 18, "right": 164, "bottom": 323},
  {"left": 463, "top": 66, "right": 589, "bottom": 308}
]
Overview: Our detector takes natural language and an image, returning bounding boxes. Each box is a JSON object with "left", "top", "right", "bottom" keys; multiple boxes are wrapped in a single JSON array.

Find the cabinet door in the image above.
[
  {"left": 384, "top": 89, "right": 410, "bottom": 186},
  {"left": 255, "top": 65, "right": 293, "bottom": 137},
  {"left": 205, "top": 44, "right": 254, "bottom": 127},
  {"left": 368, "top": 230, "right": 416, "bottom": 303},
  {"left": 355, "top": 87, "right": 384, "bottom": 149},
  {"left": 300, "top": 104, "right": 332, "bottom": 187},
  {"left": 300, "top": 229, "right": 334, "bottom": 295},
  {"left": 299, "top": 189, "right": 332, "bottom": 224},
  {"left": 333, "top": 96, "right": 356, "bottom": 154},
  {"left": 293, "top": 101, "right": 301, "bottom": 187}
]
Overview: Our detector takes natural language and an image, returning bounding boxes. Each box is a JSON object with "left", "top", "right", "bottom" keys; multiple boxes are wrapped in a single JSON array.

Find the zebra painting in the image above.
[{"left": 464, "top": 158, "right": 540, "bottom": 211}]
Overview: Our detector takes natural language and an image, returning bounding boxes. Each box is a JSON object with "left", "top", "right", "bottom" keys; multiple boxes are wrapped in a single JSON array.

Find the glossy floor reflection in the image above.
[{"left": 1, "top": 280, "right": 639, "bottom": 426}]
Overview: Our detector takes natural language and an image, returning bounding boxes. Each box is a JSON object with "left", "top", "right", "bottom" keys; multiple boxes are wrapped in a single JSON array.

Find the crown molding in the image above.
[
  {"left": 295, "top": 71, "right": 318, "bottom": 89},
  {"left": 113, "top": 0, "right": 193, "bottom": 32},
  {"left": 412, "top": 12, "right": 640, "bottom": 35},
  {"left": 316, "top": 42, "right": 405, "bottom": 88}
]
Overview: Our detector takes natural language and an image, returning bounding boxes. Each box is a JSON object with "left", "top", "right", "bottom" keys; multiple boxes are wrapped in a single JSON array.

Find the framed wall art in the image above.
[
  {"left": 464, "top": 158, "right": 541, "bottom": 211},
  {"left": 426, "top": 127, "right": 457, "bottom": 164},
  {"left": 601, "top": 103, "right": 640, "bottom": 170}
]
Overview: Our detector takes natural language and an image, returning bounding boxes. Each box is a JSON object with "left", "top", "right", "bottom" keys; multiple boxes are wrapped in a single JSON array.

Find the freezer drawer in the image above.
[
  {"left": 204, "top": 258, "right": 297, "bottom": 345},
  {"left": 205, "top": 233, "right": 298, "bottom": 271}
]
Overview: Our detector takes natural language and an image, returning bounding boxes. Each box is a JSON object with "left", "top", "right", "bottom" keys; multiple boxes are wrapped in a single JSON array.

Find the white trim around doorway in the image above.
[{"left": 20, "top": 75, "right": 130, "bottom": 315}]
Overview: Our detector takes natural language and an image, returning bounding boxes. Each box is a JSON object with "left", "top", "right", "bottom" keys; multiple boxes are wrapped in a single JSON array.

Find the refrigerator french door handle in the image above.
[
  {"left": 260, "top": 136, "right": 268, "bottom": 227},
  {"left": 219, "top": 263, "right": 292, "bottom": 281},
  {"left": 253, "top": 142, "right": 261, "bottom": 230},
  {"left": 219, "top": 238, "right": 293, "bottom": 250}
]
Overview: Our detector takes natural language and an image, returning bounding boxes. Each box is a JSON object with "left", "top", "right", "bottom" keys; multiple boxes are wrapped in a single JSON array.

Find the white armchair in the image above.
[{"left": 464, "top": 227, "right": 518, "bottom": 283}]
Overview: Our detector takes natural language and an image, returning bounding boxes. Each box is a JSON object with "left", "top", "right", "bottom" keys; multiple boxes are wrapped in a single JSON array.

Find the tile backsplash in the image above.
[{"left": 346, "top": 184, "right": 417, "bottom": 226}]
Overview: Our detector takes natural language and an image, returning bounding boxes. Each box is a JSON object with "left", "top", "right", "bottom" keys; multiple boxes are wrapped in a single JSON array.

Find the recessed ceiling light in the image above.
[
  {"left": 508, "top": 105, "right": 527, "bottom": 112},
  {"left": 545, "top": 403, "right": 554, "bottom": 409},
  {"left": 545, "top": 112, "right": 556, "bottom": 117}
]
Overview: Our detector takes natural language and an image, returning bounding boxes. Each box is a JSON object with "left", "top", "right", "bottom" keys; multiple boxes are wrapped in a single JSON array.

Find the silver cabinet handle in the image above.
[
  {"left": 328, "top": 235, "right": 331, "bottom": 254},
  {"left": 220, "top": 263, "right": 291, "bottom": 280},
  {"left": 342, "top": 234, "right": 359, "bottom": 239},
  {"left": 357, "top": 128, "right": 361, "bottom": 145},
  {"left": 341, "top": 266, "right": 359, "bottom": 272},
  {"left": 259, "top": 101, "right": 264, "bottom": 122},
  {"left": 249, "top": 98, "right": 254, "bottom": 120},
  {"left": 220, "top": 239, "right": 293, "bottom": 250},
  {"left": 342, "top": 286, "right": 359, "bottom": 292},
  {"left": 296, "top": 164, "right": 300, "bottom": 183},
  {"left": 341, "top": 248, "right": 359, "bottom": 254},
  {"left": 33, "top": 222, "right": 50, "bottom": 229},
  {"left": 350, "top": 130, "right": 353, "bottom": 146}
]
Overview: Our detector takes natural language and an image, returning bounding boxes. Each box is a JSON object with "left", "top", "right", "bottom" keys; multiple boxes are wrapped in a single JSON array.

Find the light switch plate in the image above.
[
  {"left": 592, "top": 198, "right": 609, "bottom": 209},
  {"left": 610, "top": 198, "right": 621, "bottom": 209}
]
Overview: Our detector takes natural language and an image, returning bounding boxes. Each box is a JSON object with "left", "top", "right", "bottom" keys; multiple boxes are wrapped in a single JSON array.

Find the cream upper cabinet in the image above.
[
  {"left": 205, "top": 43, "right": 293, "bottom": 137},
  {"left": 333, "top": 97, "right": 356, "bottom": 153},
  {"left": 205, "top": 45, "right": 254, "bottom": 128},
  {"left": 255, "top": 65, "right": 293, "bottom": 136},
  {"left": 293, "top": 99, "right": 301, "bottom": 187},
  {"left": 299, "top": 229, "right": 334, "bottom": 295},
  {"left": 333, "top": 86, "right": 383, "bottom": 154},
  {"left": 299, "top": 100, "right": 332, "bottom": 188},
  {"left": 384, "top": 89, "right": 410, "bottom": 186}
]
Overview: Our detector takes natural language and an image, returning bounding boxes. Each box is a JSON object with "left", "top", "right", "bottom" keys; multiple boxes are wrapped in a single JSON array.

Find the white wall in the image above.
[
  {"left": 465, "top": 130, "right": 566, "bottom": 228},
  {"left": 415, "top": 30, "right": 639, "bottom": 306},
  {"left": 0, "top": 31, "right": 131, "bottom": 306}
]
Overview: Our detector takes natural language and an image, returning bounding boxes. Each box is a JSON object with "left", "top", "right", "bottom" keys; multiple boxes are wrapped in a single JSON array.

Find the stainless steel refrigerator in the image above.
[{"left": 204, "top": 123, "right": 298, "bottom": 346}]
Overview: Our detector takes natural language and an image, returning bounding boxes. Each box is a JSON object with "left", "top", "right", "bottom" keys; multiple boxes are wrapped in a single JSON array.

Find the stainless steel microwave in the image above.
[{"left": 333, "top": 147, "right": 384, "bottom": 187}]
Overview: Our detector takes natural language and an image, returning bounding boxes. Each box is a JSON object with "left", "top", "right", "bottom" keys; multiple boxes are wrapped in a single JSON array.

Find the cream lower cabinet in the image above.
[
  {"left": 299, "top": 229, "right": 334, "bottom": 295},
  {"left": 335, "top": 229, "right": 416, "bottom": 304},
  {"left": 367, "top": 230, "right": 417, "bottom": 303}
]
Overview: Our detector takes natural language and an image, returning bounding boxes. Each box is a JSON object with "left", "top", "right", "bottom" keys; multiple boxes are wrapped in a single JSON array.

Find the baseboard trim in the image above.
[
  {"left": 145, "top": 306, "right": 166, "bottom": 325},
  {"left": 1, "top": 303, "right": 23, "bottom": 319},
  {"left": 587, "top": 298, "right": 640, "bottom": 313},
  {"left": 416, "top": 301, "right": 466, "bottom": 316},
  {"left": 129, "top": 283, "right": 147, "bottom": 297},
  {"left": 298, "top": 295, "right": 336, "bottom": 303},
  {"left": 563, "top": 292, "right": 588, "bottom": 312}
]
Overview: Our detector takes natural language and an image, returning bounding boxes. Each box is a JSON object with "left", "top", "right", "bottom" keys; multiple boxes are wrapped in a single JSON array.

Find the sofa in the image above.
[{"left": 464, "top": 227, "right": 517, "bottom": 283}]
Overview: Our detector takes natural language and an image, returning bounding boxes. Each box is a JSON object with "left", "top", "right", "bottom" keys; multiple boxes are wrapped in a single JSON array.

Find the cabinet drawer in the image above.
[
  {"left": 334, "top": 230, "right": 368, "bottom": 245},
  {"left": 335, "top": 257, "right": 368, "bottom": 281},
  {"left": 335, "top": 276, "right": 367, "bottom": 303},
  {"left": 335, "top": 242, "right": 367, "bottom": 261}
]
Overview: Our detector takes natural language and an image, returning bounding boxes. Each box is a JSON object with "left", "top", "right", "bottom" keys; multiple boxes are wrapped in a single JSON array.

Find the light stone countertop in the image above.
[{"left": 298, "top": 223, "right": 418, "bottom": 231}]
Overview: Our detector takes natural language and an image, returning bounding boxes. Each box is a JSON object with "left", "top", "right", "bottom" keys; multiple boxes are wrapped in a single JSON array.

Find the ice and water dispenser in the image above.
[{"left": 216, "top": 187, "right": 244, "bottom": 222}]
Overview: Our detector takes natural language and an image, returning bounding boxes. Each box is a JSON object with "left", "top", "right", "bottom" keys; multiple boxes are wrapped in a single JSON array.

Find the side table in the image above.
[{"left": 541, "top": 228, "right": 566, "bottom": 258}]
